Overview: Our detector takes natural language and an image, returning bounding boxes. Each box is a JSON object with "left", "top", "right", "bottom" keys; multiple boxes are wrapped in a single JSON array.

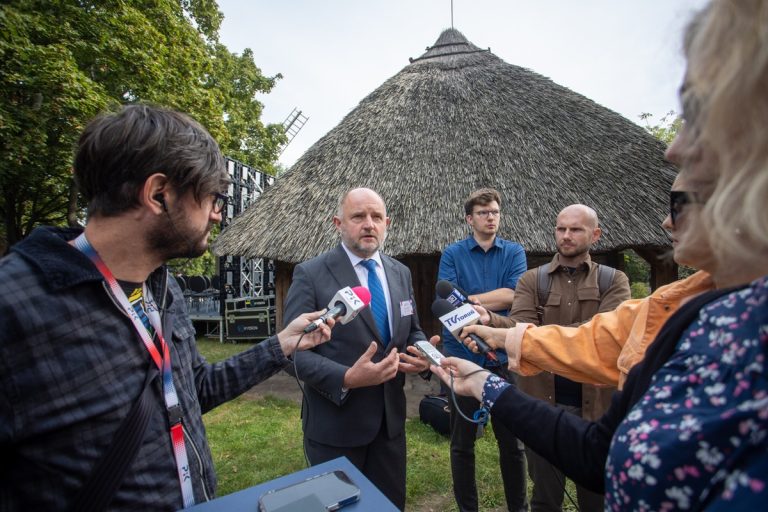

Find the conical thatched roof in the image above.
[{"left": 215, "top": 28, "right": 675, "bottom": 262}]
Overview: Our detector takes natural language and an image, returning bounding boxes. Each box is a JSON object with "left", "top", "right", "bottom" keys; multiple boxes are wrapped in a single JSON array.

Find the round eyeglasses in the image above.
[{"left": 212, "top": 193, "right": 228, "bottom": 214}]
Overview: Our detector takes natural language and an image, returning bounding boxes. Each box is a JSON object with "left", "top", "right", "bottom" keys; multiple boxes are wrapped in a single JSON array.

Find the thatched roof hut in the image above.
[{"left": 215, "top": 28, "right": 676, "bottom": 334}]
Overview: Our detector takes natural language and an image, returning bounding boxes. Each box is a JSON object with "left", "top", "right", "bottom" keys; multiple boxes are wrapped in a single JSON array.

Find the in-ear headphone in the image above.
[{"left": 154, "top": 194, "right": 167, "bottom": 212}]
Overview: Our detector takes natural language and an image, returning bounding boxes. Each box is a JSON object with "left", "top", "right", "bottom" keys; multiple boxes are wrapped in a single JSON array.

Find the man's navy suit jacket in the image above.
[{"left": 284, "top": 244, "right": 427, "bottom": 447}]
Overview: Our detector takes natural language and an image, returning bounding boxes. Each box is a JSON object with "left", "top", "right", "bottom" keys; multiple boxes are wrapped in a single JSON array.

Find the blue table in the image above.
[{"left": 184, "top": 457, "right": 398, "bottom": 511}]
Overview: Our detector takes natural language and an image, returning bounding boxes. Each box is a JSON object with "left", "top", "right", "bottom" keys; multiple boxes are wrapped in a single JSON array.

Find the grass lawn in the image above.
[{"left": 199, "top": 337, "right": 577, "bottom": 511}]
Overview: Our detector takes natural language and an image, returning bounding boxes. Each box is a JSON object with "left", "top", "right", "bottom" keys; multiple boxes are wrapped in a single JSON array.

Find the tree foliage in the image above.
[
  {"left": 630, "top": 281, "right": 650, "bottom": 299},
  {"left": 0, "top": 0, "right": 285, "bottom": 251},
  {"left": 639, "top": 110, "right": 681, "bottom": 146},
  {"left": 639, "top": 110, "right": 696, "bottom": 280},
  {"left": 623, "top": 249, "right": 650, "bottom": 284}
]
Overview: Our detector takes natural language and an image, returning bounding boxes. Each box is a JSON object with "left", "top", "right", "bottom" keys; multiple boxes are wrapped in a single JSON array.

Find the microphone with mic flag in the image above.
[
  {"left": 435, "top": 280, "right": 476, "bottom": 308},
  {"left": 303, "top": 286, "right": 371, "bottom": 333},
  {"left": 431, "top": 298, "right": 497, "bottom": 361}
]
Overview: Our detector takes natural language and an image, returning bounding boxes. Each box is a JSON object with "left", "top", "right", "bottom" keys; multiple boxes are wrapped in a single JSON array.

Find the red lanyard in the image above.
[{"left": 74, "top": 234, "right": 196, "bottom": 508}]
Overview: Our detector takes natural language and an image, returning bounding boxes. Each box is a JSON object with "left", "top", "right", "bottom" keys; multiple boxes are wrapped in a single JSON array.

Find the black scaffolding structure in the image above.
[{"left": 184, "top": 157, "right": 276, "bottom": 342}]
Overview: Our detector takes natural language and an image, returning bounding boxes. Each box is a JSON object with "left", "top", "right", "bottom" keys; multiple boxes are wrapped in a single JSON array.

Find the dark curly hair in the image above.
[{"left": 74, "top": 104, "right": 229, "bottom": 217}]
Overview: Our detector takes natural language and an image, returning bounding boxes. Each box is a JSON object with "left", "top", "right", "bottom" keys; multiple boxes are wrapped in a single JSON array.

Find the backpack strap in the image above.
[
  {"left": 72, "top": 367, "right": 158, "bottom": 512},
  {"left": 596, "top": 264, "right": 616, "bottom": 298},
  {"left": 535, "top": 263, "right": 552, "bottom": 324}
]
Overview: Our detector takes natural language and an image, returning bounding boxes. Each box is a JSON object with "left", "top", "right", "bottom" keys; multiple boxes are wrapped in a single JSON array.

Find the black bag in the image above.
[{"left": 418, "top": 394, "right": 450, "bottom": 437}]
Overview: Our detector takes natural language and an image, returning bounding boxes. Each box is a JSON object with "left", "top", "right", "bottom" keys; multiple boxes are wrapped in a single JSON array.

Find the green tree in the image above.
[
  {"left": 623, "top": 249, "right": 650, "bottom": 283},
  {"left": 639, "top": 110, "right": 696, "bottom": 280},
  {"left": 623, "top": 250, "right": 651, "bottom": 298},
  {"left": 0, "top": 0, "right": 284, "bottom": 251},
  {"left": 639, "top": 110, "right": 681, "bottom": 146}
]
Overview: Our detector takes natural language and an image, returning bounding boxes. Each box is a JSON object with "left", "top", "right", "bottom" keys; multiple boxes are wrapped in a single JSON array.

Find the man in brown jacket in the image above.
[{"left": 509, "top": 204, "right": 630, "bottom": 512}]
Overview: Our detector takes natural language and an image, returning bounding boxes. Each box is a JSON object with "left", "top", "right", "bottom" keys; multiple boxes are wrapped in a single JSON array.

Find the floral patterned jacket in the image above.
[
  {"left": 479, "top": 276, "right": 767, "bottom": 510},
  {"left": 605, "top": 276, "right": 767, "bottom": 510}
]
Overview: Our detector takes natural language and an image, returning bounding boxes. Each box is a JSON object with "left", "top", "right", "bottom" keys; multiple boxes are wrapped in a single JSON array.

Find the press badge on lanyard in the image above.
[{"left": 74, "top": 234, "right": 195, "bottom": 508}]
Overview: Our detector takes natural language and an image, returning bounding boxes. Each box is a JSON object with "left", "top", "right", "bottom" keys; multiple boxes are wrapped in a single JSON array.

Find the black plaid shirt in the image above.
[{"left": 0, "top": 227, "right": 290, "bottom": 511}]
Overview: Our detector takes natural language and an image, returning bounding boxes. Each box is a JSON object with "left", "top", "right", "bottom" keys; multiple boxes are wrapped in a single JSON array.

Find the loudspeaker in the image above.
[{"left": 187, "top": 275, "right": 208, "bottom": 293}]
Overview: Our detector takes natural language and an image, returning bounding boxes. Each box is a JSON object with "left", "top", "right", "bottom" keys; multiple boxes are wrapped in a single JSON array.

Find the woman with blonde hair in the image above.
[{"left": 432, "top": 1, "right": 768, "bottom": 509}]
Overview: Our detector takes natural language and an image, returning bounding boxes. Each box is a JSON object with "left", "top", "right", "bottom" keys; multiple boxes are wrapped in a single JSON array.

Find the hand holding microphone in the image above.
[
  {"left": 279, "top": 310, "right": 337, "bottom": 355},
  {"left": 458, "top": 324, "right": 509, "bottom": 352},
  {"left": 303, "top": 286, "right": 371, "bottom": 333},
  {"left": 280, "top": 286, "right": 371, "bottom": 356},
  {"left": 431, "top": 298, "right": 497, "bottom": 361}
]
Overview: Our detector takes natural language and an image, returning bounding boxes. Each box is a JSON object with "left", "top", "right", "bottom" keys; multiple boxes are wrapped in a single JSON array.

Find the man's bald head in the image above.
[
  {"left": 557, "top": 204, "right": 599, "bottom": 230},
  {"left": 333, "top": 187, "right": 390, "bottom": 258},
  {"left": 336, "top": 188, "right": 386, "bottom": 218},
  {"left": 554, "top": 204, "right": 602, "bottom": 265}
]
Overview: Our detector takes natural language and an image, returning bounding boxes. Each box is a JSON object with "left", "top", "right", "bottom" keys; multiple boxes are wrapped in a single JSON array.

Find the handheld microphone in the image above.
[
  {"left": 431, "top": 298, "right": 497, "bottom": 361},
  {"left": 435, "top": 280, "right": 476, "bottom": 308},
  {"left": 303, "top": 286, "right": 371, "bottom": 333}
]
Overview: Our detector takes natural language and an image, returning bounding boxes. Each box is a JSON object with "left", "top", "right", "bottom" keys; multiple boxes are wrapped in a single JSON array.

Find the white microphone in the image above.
[
  {"left": 435, "top": 301, "right": 482, "bottom": 338},
  {"left": 432, "top": 299, "right": 497, "bottom": 360},
  {"left": 303, "top": 286, "right": 372, "bottom": 333}
]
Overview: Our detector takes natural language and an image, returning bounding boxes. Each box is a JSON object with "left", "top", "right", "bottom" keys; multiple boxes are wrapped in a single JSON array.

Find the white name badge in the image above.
[{"left": 400, "top": 299, "right": 414, "bottom": 317}]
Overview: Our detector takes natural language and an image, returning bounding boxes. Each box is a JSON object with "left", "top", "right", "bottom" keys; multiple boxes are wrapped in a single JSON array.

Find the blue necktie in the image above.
[{"left": 361, "top": 259, "right": 391, "bottom": 346}]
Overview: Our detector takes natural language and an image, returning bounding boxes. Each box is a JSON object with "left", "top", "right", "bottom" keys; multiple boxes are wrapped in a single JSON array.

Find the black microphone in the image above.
[
  {"left": 303, "top": 286, "right": 371, "bottom": 333},
  {"left": 431, "top": 298, "right": 497, "bottom": 361},
  {"left": 436, "top": 280, "right": 476, "bottom": 308}
]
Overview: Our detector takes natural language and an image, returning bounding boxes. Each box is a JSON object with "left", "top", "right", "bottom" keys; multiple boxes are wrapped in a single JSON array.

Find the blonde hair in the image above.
[{"left": 686, "top": 0, "right": 768, "bottom": 272}]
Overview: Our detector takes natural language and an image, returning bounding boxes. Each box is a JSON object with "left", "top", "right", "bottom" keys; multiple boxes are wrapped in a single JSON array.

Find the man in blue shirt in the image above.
[{"left": 438, "top": 188, "right": 528, "bottom": 512}]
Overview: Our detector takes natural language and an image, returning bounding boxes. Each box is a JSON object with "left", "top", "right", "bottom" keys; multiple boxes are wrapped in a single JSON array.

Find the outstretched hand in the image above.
[
  {"left": 399, "top": 335, "right": 441, "bottom": 373},
  {"left": 343, "top": 342, "right": 400, "bottom": 389},
  {"left": 430, "top": 357, "right": 490, "bottom": 401},
  {"left": 277, "top": 310, "right": 335, "bottom": 356}
]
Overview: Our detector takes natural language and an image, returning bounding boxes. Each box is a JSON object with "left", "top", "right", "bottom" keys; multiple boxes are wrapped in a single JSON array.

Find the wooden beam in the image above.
[{"left": 274, "top": 262, "right": 294, "bottom": 330}]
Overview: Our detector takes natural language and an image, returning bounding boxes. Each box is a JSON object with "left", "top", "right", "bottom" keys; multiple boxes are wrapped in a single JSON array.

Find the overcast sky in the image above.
[{"left": 216, "top": 0, "right": 707, "bottom": 168}]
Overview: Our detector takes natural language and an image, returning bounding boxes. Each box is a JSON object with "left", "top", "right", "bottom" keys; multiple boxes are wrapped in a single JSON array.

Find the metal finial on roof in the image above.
[
  {"left": 408, "top": 29, "right": 489, "bottom": 64},
  {"left": 451, "top": 0, "right": 454, "bottom": 29}
]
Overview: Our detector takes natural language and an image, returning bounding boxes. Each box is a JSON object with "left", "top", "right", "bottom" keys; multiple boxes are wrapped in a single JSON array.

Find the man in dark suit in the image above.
[{"left": 284, "top": 188, "right": 437, "bottom": 510}]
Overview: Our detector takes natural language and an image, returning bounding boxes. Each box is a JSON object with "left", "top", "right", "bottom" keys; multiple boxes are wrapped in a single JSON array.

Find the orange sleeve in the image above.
[{"left": 516, "top": 297, "right": 646, "bottom": 386}]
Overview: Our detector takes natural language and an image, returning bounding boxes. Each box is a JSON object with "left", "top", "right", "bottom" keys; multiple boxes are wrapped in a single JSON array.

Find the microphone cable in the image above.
[
  {"left": 549, "top": 463, "right": 580, "bottom": 512},
  {"left": 286, "top": 333, "right": 315, "bottom": 467},
  {"left": 447, "top": 366, "right": 580, "bottom": 511},
  {"left": 448, "top": 368, "right": 491, "bottom": 425}
]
